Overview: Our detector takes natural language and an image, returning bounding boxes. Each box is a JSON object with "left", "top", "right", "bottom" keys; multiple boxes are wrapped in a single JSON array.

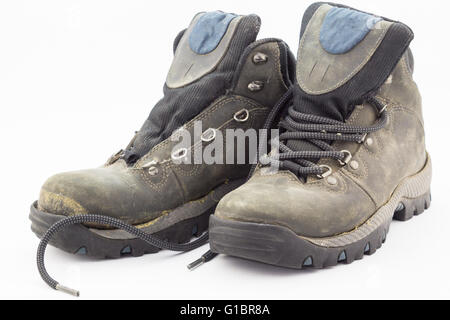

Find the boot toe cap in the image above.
[
  {"left": 215, "top": 172, "right": 376, "bottom": 238},
  {"left": 38, "top": 171, "right": 92, "bottom": 217},
  {"left": 37, "top": 168, "right": 151, "bottom": 225}
]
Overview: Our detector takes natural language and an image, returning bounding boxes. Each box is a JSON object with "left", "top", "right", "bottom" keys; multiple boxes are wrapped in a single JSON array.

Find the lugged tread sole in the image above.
[
  {"left": 209, "top": 190, "right": 431, "bottom": 269},
  {"left": 30, "top": 201, "right": 212, "bottom": 259}
]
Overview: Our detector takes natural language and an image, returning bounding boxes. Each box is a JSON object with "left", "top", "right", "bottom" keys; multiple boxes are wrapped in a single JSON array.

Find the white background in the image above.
[{"left": 1, "top": 0, "right": 449, "bottom": 300}]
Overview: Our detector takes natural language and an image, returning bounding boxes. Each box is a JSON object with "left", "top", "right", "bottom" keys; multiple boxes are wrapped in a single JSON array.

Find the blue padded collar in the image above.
[
  {"left": 320, "top": 7, "right": 382, "bottom": 54},
  {"left": 189, "top": 11, "right": 237, "bottom": 55}
]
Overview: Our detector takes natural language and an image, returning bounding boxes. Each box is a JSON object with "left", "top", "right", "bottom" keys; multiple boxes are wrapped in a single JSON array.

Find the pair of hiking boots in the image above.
[{"left": 31, "top": 3, "right": 432, "bottom": 296}]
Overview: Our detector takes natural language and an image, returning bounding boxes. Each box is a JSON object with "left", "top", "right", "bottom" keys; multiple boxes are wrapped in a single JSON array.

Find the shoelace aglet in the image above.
[
  {"left": 56, "top": 284, "right": 80, "bottom": 297},
  {"left": 187, "top": 257, "right": 205, "bottom": 271},
  {"left": 187, "top": 250, "right": 219, "bottom": 271}
]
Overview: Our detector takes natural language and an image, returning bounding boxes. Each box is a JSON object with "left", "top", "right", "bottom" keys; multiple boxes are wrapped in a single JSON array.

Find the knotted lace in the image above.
[{"left": 260, "top": 91, "right": 388, "bottom": 177}]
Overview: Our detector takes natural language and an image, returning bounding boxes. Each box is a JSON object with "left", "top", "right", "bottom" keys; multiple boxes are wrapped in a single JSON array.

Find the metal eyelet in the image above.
[
  {"left": 147, "top": 167, "right": 159, "bottom": 176},
  {"left": 248, "top": 81, "right": 264, "bottom": 92},
  {"left": 327, "top": 176, "right": 338, "bottom": 186},
  {"left": 338, "top": 150, "right": 353, "bottom": 166},
  {"left": 349, "top": 160, "right": 360, "bottom": 170},
  {"left": 171, "top": 148, "right": 188, "bottom": 161},
  {"left": 253, "top": 52, "right": 268, "bottom": 64},
  {"left": 201, "top": 128, "right": 217, "bottom": 142},
  {"left": 317, "top": 165, "right": 333, "bottom": 179},
  {"left": 142, "top": 160, "right": 159, "bottom": 176},
  {"left": 234, "top": 109, "right": 250, "bottom": 123}
]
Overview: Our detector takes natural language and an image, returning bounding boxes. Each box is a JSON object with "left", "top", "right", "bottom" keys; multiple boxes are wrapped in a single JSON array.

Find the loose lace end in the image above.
[
  {"left": 37, "top": 214, "right": 210, "bottom": 296},
  {"left": 187, "top": 250, "right": 219, "bottom": 271},
  {"left": 56, "top": 284, "right": 80, "bottom": 297},
  {"left": 187, "top": 257, "right": 205, "bottom": 271}
]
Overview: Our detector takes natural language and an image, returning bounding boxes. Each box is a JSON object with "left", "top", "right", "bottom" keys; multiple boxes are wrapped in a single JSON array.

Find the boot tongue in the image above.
[
  {"left": 292, "top": 3, "right": 414, "bottom": 121},
  {"left": 166, "top": 11, "right": 254, "bottom": 88},
  {"left": 124, "top": 11, "right": 260, "bottom": 164}
]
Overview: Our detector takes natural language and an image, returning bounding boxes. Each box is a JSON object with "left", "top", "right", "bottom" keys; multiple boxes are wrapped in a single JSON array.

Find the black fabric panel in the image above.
[
  {"left": 278, "top": 41, "right": 296, "bottom": 88},
  {"left": 172, "top": 28, "right": 186, "bottom": 54},
  {"left": 300, "top": 2, "right": 325, "bottom": 40},
  {"left": 229, "top": 37, "right": 295, "bottom": 90},
  {"left": 231, "top": 38, "right": 280, "bottom": 88},
  {"left": 123, "top": 15, "right": 261, "bottom": 164}
]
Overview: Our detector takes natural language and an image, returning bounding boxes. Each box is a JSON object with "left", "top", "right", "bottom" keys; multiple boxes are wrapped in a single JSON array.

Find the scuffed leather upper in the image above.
[
  {"left": 38, "top": 41, "right": 290, "bottom": 225},
  {"left": 215, "top": 3, "right": 426, "bottom": 238},
  {"left": 215, "top": 53, "right": 428, "bottom": 238}
]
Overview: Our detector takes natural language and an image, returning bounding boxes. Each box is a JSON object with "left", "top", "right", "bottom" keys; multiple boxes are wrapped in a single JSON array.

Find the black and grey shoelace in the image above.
[
  {"left": 262, "top": 95, "right": 388, "bottom": 176},
  {"left": 37, "top": 214, "right": 211, "bottom": 296}
]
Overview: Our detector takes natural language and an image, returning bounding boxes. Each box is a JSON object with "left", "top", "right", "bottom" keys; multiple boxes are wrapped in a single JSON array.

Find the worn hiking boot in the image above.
[
  {"left": 30, "top": 11, "right": 295, "bottom": 258},
  {"left": 209, "top": 3, "right": 432, "bottom": 269}
]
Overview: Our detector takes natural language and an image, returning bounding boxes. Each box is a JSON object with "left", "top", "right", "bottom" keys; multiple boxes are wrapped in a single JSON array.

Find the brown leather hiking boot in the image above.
[
  {"left": 30, "top": 11, "right": 295, "bottom": 259},
  {"left": 209, "top": 3, "right": 432, "bottom": 269}
]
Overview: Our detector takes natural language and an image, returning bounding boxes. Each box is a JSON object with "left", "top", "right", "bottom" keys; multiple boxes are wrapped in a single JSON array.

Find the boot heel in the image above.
[{"left": 393, "top": 190, "right": 431, "bottom": 221}]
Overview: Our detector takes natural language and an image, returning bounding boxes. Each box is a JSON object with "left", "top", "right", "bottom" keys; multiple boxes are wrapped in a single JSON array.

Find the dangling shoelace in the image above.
[
  {"left": 37, "top": 214, "right": 211, "bottom": 296},
  {"left": 38, "top": 88, "right": 389, "bottom": 294},
  {"left": 37, "top": 91, "right": 298, "bottom": 296}
]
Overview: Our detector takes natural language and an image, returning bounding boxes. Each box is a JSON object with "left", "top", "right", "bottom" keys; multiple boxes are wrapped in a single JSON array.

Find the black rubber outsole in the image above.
[
  {"left": 209, "top": 191, "right": 431, "bottom": 270},
  {"left": 30, "top": 201, "right": 212, "bottom": 259}
]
